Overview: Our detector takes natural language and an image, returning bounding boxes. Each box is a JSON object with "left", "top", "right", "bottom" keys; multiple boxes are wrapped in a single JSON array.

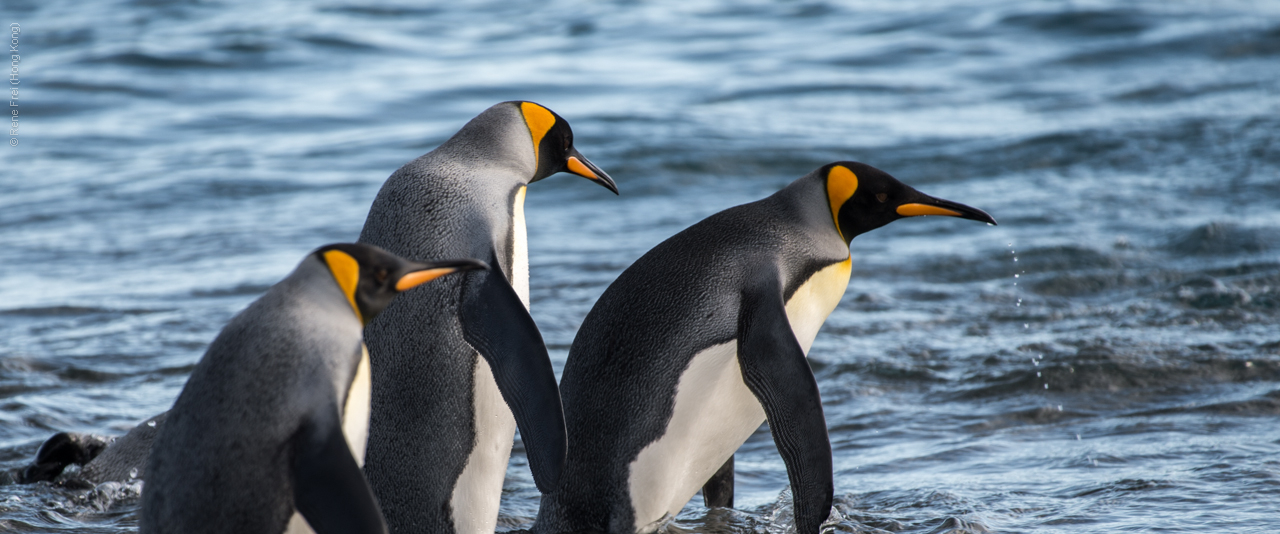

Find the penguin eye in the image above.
[
  {"left": 876, "top": 193, "right": 888, "bottom": 203},
  {"left": 374, "top": 268, "right": 388, "bottom": 283}
]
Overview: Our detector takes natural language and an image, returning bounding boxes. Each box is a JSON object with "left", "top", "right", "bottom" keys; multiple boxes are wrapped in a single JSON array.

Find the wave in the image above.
[{"left": 960, "top": 351, "right": 1280, "bottom": 398}]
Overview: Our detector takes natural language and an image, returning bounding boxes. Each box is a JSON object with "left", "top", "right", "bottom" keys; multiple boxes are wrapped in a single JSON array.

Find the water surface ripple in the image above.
[{"left": 2, "top": 1, "right": 1279, "bottom": 532}]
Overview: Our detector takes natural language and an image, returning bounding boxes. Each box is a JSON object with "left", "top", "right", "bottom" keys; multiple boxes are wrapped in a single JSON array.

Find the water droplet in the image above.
[
  {"left": 1036, "top": 372, "right": 1041, "bottom": 377},
  {"left": 1246, "top": 361, "right": 1254, "bottom": 368},
  {"left": 1013, "top": 257, "right": 1018, "bottom": 262},
  {"left": 147, "top": 420, "right": 156, "bottom": 428},
  {"left": 1043, "top": 383, "right": 1048, "bottom": 389},
  {"left": 1057, "top": 405, "right": 1062, "bottom": 411},
  {"left": 129, "top": 468, "right": 138, "bottom": 480},
  {"left": 1014, "top": 274, "right": 1019, "bottom": 278},
  {"left": 1024, "top": 323, "right": 1029, "bottom": 329},
  {"left": 1076, "top": 434, "right": 1081, "bottom": 440},
  {"left": 1033, "top": 359, "right": 1038, "bottom": 366}
]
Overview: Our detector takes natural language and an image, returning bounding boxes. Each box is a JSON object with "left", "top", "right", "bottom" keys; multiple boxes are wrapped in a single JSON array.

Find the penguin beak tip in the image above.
[
  {"left": 602, "top": 178, "right": 620, "bottom": 195},
  {"left": 967, "top": 207, "right": 998, "bottom": 226},
  {"left": 566, "top": 154, "right": 619, "bottom": 195},
  {"left": 587, "top": 169, "right": 619, "bottom": 195}
]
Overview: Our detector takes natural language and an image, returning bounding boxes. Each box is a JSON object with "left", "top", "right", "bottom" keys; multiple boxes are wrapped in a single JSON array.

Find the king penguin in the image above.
[
  {"left": 357, "top": 101, "right": 617, "bottom": 534},
  {"left": 533, "top": 162, "right": 996, "bottom": 534},
  {"left": 140, "top": 243, "right": 485, "bottom": 534}
]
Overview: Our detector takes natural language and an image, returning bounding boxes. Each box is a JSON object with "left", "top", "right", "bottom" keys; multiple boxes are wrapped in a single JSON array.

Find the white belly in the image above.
[
  {"left": 626, "top": 258, "right": 852, "bottom": 532},
  {"left": 628, "top": 340, "right": 763, "bottom": 533},
  {"left": 449, "top": 356, "right": 518, "bottom": 534}
]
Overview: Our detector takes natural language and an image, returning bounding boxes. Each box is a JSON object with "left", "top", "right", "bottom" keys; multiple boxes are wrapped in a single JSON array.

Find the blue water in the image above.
[{"left": 2, "top": 0, "right": 1280, "bottom": 532}]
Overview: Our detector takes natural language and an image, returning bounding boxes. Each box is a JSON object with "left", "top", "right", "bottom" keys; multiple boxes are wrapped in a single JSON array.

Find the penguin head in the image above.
[
  {"left": 823, "top": 161, "right": 997, "bottom": 244},
  {"left": 315, "top": 243, "right": 488, "bottom": 325},
  {"left": 513, "top": 101, "right": 619, "bottom": 194}
]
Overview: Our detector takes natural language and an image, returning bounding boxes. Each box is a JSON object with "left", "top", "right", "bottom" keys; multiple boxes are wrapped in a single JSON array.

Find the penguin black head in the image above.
[
  {"left": 513, "top": 101, "right": 619, "bottom": 194},
  {"left": 314, "top": 243, "right": 488, "bottom": 325},
  {"left": 822, "top": 161, "right": 997, "bottom": 244}
]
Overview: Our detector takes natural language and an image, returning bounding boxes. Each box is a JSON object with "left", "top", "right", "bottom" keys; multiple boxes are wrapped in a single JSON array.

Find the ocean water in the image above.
[{"left": 2, "top": 0, "right": 1279, "bottom": 532}]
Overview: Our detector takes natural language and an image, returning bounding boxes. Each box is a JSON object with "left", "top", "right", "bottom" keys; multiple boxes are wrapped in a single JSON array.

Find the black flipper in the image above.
[
  {"left": 458, "top": 252, "right": 567, "bottom": 493},
  {"left": 292, "top": 406, "right": 387, "bottom": 534},
  {"left": 736, "top": 274, "right": 834, "bottom": 534},
  {"left": 702, "top": 454, "right": 735, "bottom": 508},
  {"left": 19, "top": 432, "right": 109, "bottom": 483}
]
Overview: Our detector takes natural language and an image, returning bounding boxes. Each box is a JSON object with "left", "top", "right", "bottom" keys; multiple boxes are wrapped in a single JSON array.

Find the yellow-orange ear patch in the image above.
[
  {"left": 520, "top": 102, "right": 556, "bottom": 169},
  {"left": 826, "top": 165, "right": 859, "bottom": 240},
  {"left": 323, "top": 249, "right": 363, "bottom": 323}
]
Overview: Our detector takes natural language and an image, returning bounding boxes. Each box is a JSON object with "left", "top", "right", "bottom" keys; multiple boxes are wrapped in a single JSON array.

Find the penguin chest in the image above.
[
  {"left": 510, "top": 185, "right": 530, "bottom": 307},
  {"left": 341, "top": 344, "right": 372, "bottom": 465},
  {"left": 784, "top": 258, "right": 852, "bottom": 352}
]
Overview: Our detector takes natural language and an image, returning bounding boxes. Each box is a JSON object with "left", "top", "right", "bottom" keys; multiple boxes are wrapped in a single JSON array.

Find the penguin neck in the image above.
[
  {"left": 770, "top": 175, "right": 853, "bottom": 258},
  {"left": 422, "top": 145, "right": 534, "bottom": 189},
  {"left": 287, "top": 257, "right": 367, "bottom": 399},
  {"left": 288, "top": 256, "right": 365, "bottom": 326},
  {"left": 433, "top": 105, "right": 539, "bottom": 184},
  {"left": 764, "top": 177, "right": 855, "bottom": 353}
]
